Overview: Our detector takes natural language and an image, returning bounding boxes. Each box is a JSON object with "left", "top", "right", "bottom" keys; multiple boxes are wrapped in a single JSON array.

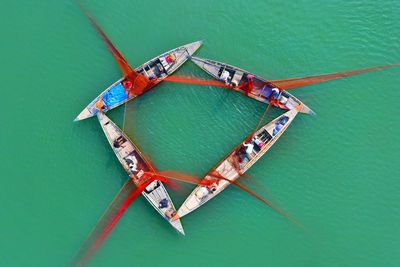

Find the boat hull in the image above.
[
  {"left": 175, "top": 109, "right": 299, "bottom": 219},
  {"left": 190, "top": 56, "right": 314, "bottom": 115},
  {"left": 97, "top": 112, "right": 184, "bottom": 234},
  {"left": 75, "top": 41, "right": 202, "bottom": 121}
]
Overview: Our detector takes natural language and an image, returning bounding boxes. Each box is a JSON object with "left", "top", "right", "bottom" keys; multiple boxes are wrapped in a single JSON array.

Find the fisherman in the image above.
[
  {"left": 95, "top": 98, "right": 107, "bottom": 113},
  {"left": 159, "top": 198, "right": 169, "bottom": 209},
  {"left": 251, "top": 136, "right": 263, "bottom": 153},
  {"left": 238, "top": 74, "right": 255, "bottom": 96},
  {"left": 113, "top": 138, "right": 126, "bottom": 149},
  {"left": 165, "top": 53, "right": 176, "bottom": 64},
  {"left": 206, "top": 181, "right": 218, "bottom": 193},
  {"left": 165, "top": 209, "right": 176, "bottom": 219},
  {"left": 122, "top": 80, "right": 133, "bottom": 90},
  {"left": 273, "top": 122, "right": 284, "bottom": 136},
  {"left": 220, "top": 69, "right": 231, "bottom": 84},
  {"left": 243, "top": 141, "right": 254, "bottom": 160},
  {"left": 237, "top": 147, "right": 248, "bottom": 164},
  {"left": 252, "top": 136, "right": 264, "bottom": 148},
  {"left": 195, "top": 186, "right": 209, "bottom": 199},
  {"left": 270, "top": 87, "right": 281, "bottom": 99},
  {"left": 125, "top": 155, "right": 138, "bottom": 173}
]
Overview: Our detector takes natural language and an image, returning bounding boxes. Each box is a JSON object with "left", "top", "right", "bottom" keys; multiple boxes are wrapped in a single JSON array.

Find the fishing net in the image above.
[
  {"left": 76, "top": 3, "right": 400, "bottom": 265},
  {"left": 73, "top": 179, "right": 136, "bottom": 267},
  {"left": 73, "top": 174, "right": 172, "bottom": 267},
  {"left": 272, "top": 64, "right": 400, "bottom": 90}
]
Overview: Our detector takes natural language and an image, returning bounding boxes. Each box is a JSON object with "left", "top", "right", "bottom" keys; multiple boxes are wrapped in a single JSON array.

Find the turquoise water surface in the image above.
[{"left": 1, "top": 1, "right": 399, "bottom": 266}]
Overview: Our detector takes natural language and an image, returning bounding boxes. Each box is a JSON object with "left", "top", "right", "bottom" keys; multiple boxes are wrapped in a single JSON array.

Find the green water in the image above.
[{"left": 1, "top": 0, "right": 400, "bottom": 266}]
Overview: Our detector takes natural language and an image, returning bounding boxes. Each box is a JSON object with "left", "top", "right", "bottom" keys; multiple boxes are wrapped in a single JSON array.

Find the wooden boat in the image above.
[
  {"left": 190, "top": 56, "right": 314, "bottom": 115},
  {"left": 74, "top": 41, "right": 202, "bottom": 121},
  {"left": 96, "top": 112, "right": 184, "bottom": 234},
  {"left": 174, "top": 108, "right": 299, "bottom": 219}
]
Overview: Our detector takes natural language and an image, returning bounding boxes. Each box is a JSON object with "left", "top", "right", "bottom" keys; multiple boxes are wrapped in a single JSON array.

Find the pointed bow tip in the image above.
[
  {"left": 305, "top": 107, "right": 316, "bottom": 116},
  {"left": 75, "top": 108, "right": 96, "bottom": 122},
  {"left": 193, "top": 40, "right": 203, "bottom": 46},
  {"left": 177, "top": 227, "right": 185, "bottom": 236},
  {"left": 73, "top": 114, "right": 86, "bottom": 122},
  {"left": 185, "top": 40, "right": 203, "bottom": 55}
]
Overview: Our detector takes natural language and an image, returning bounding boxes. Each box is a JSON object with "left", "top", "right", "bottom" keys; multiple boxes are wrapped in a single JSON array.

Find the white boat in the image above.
[
  {"left": 75, "top": 41, "right": 202, "bottom": 121},
  {"left": 174, "top": 108, "right": 299, "bottom": 219},
  {"left": 190, "top": 56, "right": 314, "bottom": 115},
  {"left": 97, "top": 112, "right": 184, "bottom": 234}
]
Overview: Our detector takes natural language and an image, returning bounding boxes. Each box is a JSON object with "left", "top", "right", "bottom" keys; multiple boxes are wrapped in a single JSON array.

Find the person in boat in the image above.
[
  {"left": 165, "top": 209, "right": 176, "bottom": 219},
  {"left": 122, "top": 79, "right": 137, "bottom": 98},
  {"left": 113, "top": 137, "right": 127, "bottom": 149},
  {"left": 125, "top": 155, "right": 138, "bottom": 173},
  {"left": 271, "top": 87, "right": 281, "bottom": 99},
  {"left": 205, "top": 180, "right": 218, "bottom": 193},
  {"left": 148, "top": 73, "right": 155, "bottom": 81},
  {"left": 237, "top": 74, "right": 255, "bottom": 96},
  {"left": 272, "top": 122, "right": 284, "bottom": 136},
  {"left": 123, "top": 80, "right": 133, "bottom": 90},
  {"left": 251, "top": 136, "right": 263, "bottom": 153},
  {"left": 165, "top": 54, "right": 176, "bottom": 64},
  {"left": 260, "top": 82, "right": 280, "bottom": 100},
  {"left": 95, "top": 98, "right": 107, "bottom": 113},
  {"left": 195, "top": 186, "right": 209, "bottom": 199},
  {"left": 243, "top": 141, "right": 254, "bottom": 160},
  {"left": 220, "top": 69, "right": 231, "bottom": 84},
  {"left": 236, "top": 146, "right": 248, "bottom": 162},
  {"left": 159, "top": 199, "right": 169, "bottom": 209},
  {"left": 252, "top": 136, "right": 263, "bottom": 148}
]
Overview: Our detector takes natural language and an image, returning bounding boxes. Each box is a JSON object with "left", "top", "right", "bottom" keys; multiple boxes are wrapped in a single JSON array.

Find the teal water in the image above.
[{"left": 1, "top": 1, "right": 400, "bottom": 266}]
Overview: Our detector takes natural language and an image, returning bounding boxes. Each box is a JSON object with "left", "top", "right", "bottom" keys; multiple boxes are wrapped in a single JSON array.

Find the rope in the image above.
[{"left": 254, "top": 103, "right": 272, "bottom": 134}]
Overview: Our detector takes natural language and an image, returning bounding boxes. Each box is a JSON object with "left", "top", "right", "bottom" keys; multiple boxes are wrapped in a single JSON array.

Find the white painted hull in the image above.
[
  {"left": 176, "top": 109, "right": 299, "bottom": 219},
  {"left": 191, "top": 56, "right": 314, "bottom": 115},
  {"left": 97, "top": 113, "right": 184, "bottom": 234},
  {"left": 75, "top": 41, "right": 202, "bottom": 121}
]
